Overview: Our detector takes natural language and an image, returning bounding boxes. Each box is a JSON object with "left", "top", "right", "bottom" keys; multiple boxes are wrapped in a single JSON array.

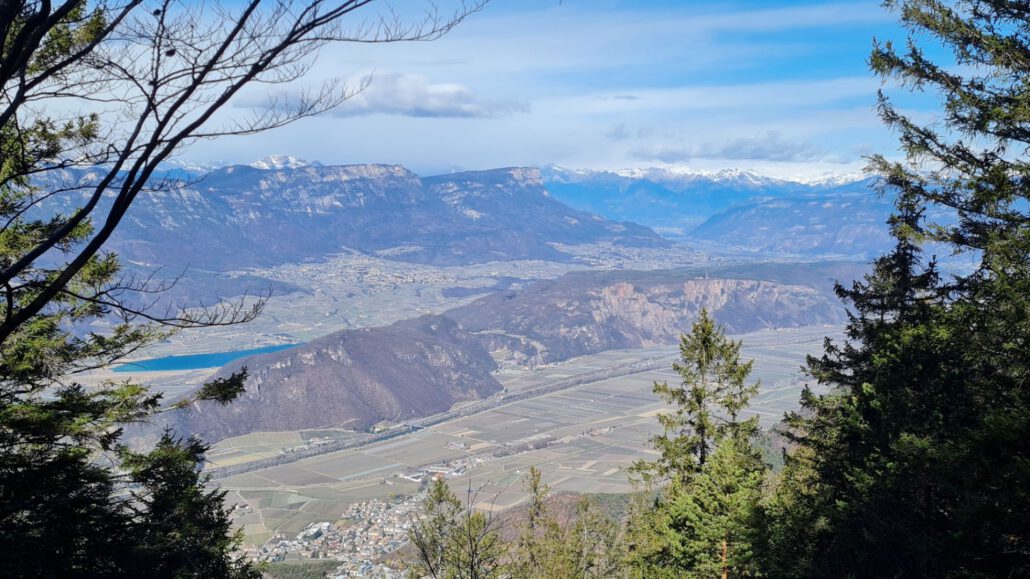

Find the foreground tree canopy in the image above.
[
  {"left": 624, "top": 309, "right": 765, "bottom": 579},
  {"left": 0, "top": 1, "right": 480, "bottom": 576},
  {"left": 411, "top": 1, "right": 1030, "bottom": 577},
  {"left": 764, "top": 0, "right": 1030, "bottom": 575}
]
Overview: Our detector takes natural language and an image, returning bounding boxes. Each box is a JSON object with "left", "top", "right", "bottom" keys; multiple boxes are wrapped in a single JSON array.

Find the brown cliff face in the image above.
[
  {"left": 168, "top": 315, "right": 500, "bottom": 443},
  {"left": 447, "top": 269, "right": 847, "bottom": 364}
]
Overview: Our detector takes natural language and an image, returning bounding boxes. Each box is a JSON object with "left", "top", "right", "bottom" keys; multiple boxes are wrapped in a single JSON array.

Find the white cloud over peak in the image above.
[
  {"left": 631, "top": 132, "right": 853, "bottom": 164},
  {"left": 333, "top": 73, "right": 527, "bottom": 119}
]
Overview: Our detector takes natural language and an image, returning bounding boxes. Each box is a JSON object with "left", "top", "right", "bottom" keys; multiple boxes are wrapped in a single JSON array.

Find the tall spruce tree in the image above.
[
  {"left": 626, "top": 309, "right": 766, "bottom": 577},
  {"left": 629, "top": 309, "right": 760, "bottom": 488},
  {"left": 767, "top": 1, "right": 1030, "bottom": 576}
]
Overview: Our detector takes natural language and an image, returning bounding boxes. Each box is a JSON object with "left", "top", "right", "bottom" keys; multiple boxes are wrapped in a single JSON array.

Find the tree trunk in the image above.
[{"left": 721, "top": 538, "right": 729, "bottom": 579}]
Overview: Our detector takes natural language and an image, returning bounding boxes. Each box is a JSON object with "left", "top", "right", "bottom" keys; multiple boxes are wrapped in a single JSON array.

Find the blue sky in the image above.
[{"left": 184, "top": 0, "right": 935, "bottom": 179}]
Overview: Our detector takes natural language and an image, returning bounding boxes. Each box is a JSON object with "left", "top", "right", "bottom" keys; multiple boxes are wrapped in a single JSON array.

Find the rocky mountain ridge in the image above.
[
  {"left": 447, "top": 267, "right": 849, "bottom": 365},
  {"left": 168, "top": 265, "right": 853, "bottom": 442},
  {"left": 35, "top": 164, "right": 667, "bottom": 273}
]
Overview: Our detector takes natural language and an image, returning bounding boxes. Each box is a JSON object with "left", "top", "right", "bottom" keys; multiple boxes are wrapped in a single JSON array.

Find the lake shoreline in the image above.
[{"left": 112, "top": 343, "right": 302, "bottom": 373}]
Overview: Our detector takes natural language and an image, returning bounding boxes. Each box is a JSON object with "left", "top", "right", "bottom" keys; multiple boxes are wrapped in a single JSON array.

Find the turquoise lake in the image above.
[{"left": 112, "top": 343, "right": 300, "bottom": 372}]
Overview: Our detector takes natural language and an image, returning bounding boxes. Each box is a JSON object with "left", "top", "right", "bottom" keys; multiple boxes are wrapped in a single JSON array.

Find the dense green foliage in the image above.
[
  {"left": 624, "top": 309, "right": 765, "bottom": 578},
  {"left": 628, "top": 308, "right": 760, "bottom": 488},
  {"left": 119, "top": 432, "right": 256, "bottom": 578},
  {"left": 762, "top": 1, "right": 1030, "bottom": 576}
]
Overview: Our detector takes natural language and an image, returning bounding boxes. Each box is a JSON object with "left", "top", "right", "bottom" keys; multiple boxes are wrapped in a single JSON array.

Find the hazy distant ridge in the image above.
[{"left": 542, "top": 166, "right": 891, "bottom": 256}]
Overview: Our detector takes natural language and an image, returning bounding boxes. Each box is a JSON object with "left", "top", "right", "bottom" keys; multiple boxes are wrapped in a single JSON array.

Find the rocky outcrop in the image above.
[
  {"left": 447, "top": 268, "right": 848, "bottom": 364},
  {"left": 168, "top": 265, "right": 853, "bottom": 442}
]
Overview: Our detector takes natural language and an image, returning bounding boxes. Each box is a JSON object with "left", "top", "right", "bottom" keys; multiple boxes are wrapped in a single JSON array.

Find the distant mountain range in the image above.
[
  {"left": 89, "top": 163, "right": 665, "bottom": 270},
  {"left": 540, "top": 166, "right": 894, "bottom": 257},
  {"left": 38, "top": 160, "right": 900, "bottom": 279},
  {"left": 541, "top": 166, "right": 817, "bottom": 232}
]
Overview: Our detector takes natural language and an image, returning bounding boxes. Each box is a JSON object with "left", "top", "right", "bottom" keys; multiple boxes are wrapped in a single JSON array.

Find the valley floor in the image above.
[{"left": 215, "top": 324, "right": 841, "bottom": 547}]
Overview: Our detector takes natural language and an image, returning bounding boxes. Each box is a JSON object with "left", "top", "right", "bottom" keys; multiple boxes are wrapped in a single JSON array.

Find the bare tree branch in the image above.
[{"left": 0, "top": 0, "right": 487, "bottom": 348}]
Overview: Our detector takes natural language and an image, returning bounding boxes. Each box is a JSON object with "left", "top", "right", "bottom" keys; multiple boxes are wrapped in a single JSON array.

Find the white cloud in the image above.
[
  {"left": 632, "top": 131, "right": 842, "bottom": 164},
  {"left": 333, "top": 73, "right": 527, "bottom": 118}
]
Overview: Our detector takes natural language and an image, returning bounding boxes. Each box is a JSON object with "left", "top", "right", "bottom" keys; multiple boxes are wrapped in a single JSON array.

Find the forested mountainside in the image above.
[
  {"left": 168, "top": 315, "right": 501, "bottom": 442},
  {"left": 689, "top": 193, "right": 894, "bottom": 256}
]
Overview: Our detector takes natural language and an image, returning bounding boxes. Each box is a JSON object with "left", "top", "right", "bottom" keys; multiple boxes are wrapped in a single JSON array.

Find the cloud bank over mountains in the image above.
[{"left": 631, "top": 131, "right": 848, "bottom": 164}]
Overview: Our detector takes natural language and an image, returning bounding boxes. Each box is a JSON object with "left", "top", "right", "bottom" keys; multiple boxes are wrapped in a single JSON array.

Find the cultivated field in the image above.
[{"left": 218, "top": 325, "right": 842, "bottom": 543}]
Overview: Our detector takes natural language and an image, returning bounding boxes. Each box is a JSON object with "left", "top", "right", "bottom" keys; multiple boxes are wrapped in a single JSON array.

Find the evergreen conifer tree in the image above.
[
  {"left": 629, "top": 309, "right": 760, "bottom": 488},
  {"left": 664, "top": 435, "right": 765, "bottom": 579},
  {"left": 120, "top": 432, "right": 256, "bottom": 578},
  {"left": 767, "top": 1, "right": 1030, "bottom": 576},
  {"left": 626, "top": 309, "right": 766, "bottom": 577}
]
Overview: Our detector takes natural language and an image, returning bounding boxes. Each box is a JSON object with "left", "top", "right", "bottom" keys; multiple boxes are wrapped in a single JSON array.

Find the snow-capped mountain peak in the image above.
[
  {"left": 705, "top": 167, "right": 786, "bottom": 186},
  {"left": 159, "top": 159, "right": 230, "bottom": 173},
  {"left": 249, "top": 155, "right": 320, "bottom": 170},
  {"left": 790, "top": 171, "right": 868, "bottom": 187},
  {"left": 545, "top": 165, "right": 867, "bottom": 189}
]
